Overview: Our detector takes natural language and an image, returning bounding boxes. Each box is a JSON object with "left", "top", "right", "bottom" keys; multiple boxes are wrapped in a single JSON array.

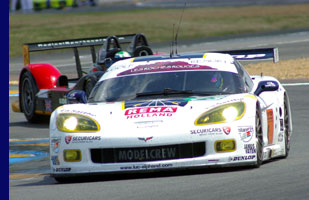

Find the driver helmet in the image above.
[
  {"left": 114, "top": 51, "right": 131, "bottom": 58},
  {"left": 210, "top": 72, "right": 223, "bottom": 89}
]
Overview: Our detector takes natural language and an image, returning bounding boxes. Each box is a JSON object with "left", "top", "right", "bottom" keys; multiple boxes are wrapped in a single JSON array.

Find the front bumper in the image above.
[{"left": 50, "top": 138, "right": 258, "bottom": 177}]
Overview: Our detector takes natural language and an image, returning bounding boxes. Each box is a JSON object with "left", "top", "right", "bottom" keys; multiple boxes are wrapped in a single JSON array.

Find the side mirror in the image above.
[
  {"left": 67, "top": 90, "right": 87, "bottom": 104},
  {"left": 254, "top": 80, "right": 279, "bottom": 96}
]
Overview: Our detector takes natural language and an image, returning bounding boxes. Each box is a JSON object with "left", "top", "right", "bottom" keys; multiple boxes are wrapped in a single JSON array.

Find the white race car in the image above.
[{"left": 49, "top": 48, "right": 292, "bottom": 182}]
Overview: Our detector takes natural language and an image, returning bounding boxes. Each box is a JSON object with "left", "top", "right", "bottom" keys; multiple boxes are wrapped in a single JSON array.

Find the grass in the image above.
[
  {"left": 9, "top": 4, "right": 309, "bottom": 80},
  {"left": 9, "top": 4, "right": 309, "bottom": 57}
]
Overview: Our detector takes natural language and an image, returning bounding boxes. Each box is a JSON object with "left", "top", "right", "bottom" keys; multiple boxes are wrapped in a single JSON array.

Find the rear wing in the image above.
[
  {"left": 216, "top": 48, "right": 279, "bottom": 63},
  {"left": 22, "top": 34, "right": 137, "bottom": 77}
]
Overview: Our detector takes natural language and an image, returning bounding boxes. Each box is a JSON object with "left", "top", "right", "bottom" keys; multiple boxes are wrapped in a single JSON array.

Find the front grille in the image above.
[{"left": 91, "top": 142, "right": 206, "bottom": 163}]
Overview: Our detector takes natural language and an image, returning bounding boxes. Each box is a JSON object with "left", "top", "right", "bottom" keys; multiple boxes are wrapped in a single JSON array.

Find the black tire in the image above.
[
  {"left": 20, "top": 71, "right": 41, "bottom": 123},
  {"left": 84, "top": 77, "right": 97, "bottom": 98},
  {"left": 133, "top": 46, "right": 153, "bottom": 57},
  {"left": 255, "top": 105, "right": 263, "bottom": 168},
  {"left": 282, "top": 97, "right": 291, "bottom": 158}
]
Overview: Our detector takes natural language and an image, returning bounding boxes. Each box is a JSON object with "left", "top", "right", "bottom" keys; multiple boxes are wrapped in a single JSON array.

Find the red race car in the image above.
[{"left": 12, "top": 33, "right": 154, "bottom": 123}]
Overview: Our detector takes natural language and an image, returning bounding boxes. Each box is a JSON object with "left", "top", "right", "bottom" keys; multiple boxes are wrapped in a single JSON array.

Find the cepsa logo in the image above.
[{"left": 125, "top": 106, "right": 177, "bottom": 119}]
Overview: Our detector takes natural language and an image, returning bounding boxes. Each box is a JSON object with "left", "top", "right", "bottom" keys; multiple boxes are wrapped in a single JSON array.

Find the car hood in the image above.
[{"left": 53, "top": 94, "right": 256, "bottom": 137}]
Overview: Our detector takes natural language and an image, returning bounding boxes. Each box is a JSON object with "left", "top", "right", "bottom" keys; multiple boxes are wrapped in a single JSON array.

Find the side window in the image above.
[{"left": 234, "top": 60, "right": 254, "bottom": 92}]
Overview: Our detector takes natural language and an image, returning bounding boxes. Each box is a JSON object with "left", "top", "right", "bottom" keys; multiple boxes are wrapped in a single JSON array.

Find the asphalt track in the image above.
[{"left": 9, "top": 1, "right": 309, "bottom": 200}]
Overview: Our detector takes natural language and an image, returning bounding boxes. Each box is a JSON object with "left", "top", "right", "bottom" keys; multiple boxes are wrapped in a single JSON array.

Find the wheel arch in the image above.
[
  {"left": 254, "top": 101, "right": 263, "bottom": 167},
  {"left": 20, "top": 63, "right": 62, "bottom": 90},
  {"left": 284, "top": 92, "right": 293, "bottom": 136},
  {"left": 18, "top": 63, "right": 62, "bottom": 112}
]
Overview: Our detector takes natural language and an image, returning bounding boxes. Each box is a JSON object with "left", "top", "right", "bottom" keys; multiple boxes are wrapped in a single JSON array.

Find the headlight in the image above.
[
  {"left": 56, "top": 113, "right": 100, "bottom": 132},
  {"left": 195, "top": 102, "right": 245, "bottom": 125}
]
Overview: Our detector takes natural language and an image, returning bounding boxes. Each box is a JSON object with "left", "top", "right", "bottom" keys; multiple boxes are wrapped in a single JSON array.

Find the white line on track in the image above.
[
  {"left": 9, "top": 138, "right": 49, "bottom": 142},
  {"left": 282, "top": 83, "right": 309, "bottom": 86}
]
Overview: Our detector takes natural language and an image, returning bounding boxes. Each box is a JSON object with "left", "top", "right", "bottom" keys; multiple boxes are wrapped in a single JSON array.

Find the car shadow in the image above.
[
  {"left": 9, "top": 120, "right": 50, "bottom": 128},
  {"left": 13, "top": 164, "right": 268, "bottom": 187}
]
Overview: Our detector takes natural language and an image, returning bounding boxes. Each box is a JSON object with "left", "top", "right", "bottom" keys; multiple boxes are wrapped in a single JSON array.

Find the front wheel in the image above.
[
  {"left": 282, "top": 96, "right": 291, "bottom": 158},
  {"left": 254, "top": 106, "right": 263, "bottom": 168},
  {"left": 84, "top": 77, "right": 97, "bottom": 98},
  {"left": 20, "top": 71, "right": 41, "bottom": 123}
]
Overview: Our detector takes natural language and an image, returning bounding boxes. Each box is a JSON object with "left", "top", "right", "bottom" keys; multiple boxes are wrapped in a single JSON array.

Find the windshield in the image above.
[{"left": 89, "top": 71, "right": 245, "bottom": 102}]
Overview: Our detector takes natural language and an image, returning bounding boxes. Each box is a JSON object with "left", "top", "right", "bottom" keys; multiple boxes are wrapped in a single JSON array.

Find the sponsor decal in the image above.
[
  {"left": 218, "top": 98, "right": 245, "bottom": 105},
  {"left": 124, "top": 100, "right": 188, "bottom": 119},
  {"left": 244, "top": 144, "right": 256, "bottom": 154},
  {"left": 135, "top": 120, "right": 163, "bottom": 128},
  {"left": 125, "top": 107, "right": 176, "bottom": 119},
  {"left": 50, "top": 137, "right": 61, "bottom": 154},
  {"left": 267, "top": 109, "right": 274, "bottom": 144},
  {"left": 65, "top": 136, "right": 72, "bottom": 144},
  {"left": 265, "top": 81, "right": 276, "bottom": 88},
  {"left": 118, "top": 147, "right": 177, "bottom": 162},
  {"left": 125, "top": 106, "right": 177, "bottom": 115},
  {"left": 190, "top": 128, "right": 223, "bottom": 136},
  {"left": 223, "top": 126, "right": 231, "bottom": 135},
  {"left": 59, "top": 109, "right": 96, "bottom": 117},
  {"left": 138, "top": 137, "right": 153, "bottom": 142},
  {"left": 124, "top": 99, "right": 188, "bottom": 109},
  {"left": 117, "top": 61, "right": 214, "bottom": 76},
  {"left": 59, "top": 97, "right": 67, "bottom": 105},
  {"left": 44, "top": 99, "right": 52, "bottom": 112},
  {"left": 65, "top": 135, "right": 101, "bottom": 144},
  {"left": 126, "top": 112, "right": 174, "bottom": 119},
  {"left": 207, "top": 98, "right": 245, "bottom": 110},
  {"left": 238, "top": 126, "right": 254, "bottom": 142},
  {"left": 233, "top": 54, "right": 266, "bottom": 59},
  {"left": 203, "top": 58, "right": 233, "bottom": 65},
  {"left": 208, "top": 159, "right": 220, "bottom": 162},
  {"left": 120, "top": 163, "right": 173, "bottom": 170},
  {"left": 53, "top": 167, "right": 71, "bottom": 172},
  {"left": 230, "top": 155, "right": 256, "bottom": 161},
  {"left": 51, "top": 156, "right": 60, "bottom": 165},
  {"left": 51, "top": 137, "right": 61, "bottom": 145},
  {"left": 35, "top": 37, "right": 110, "bottom": 49},
  {"left": 184, "top": 95, "right": 226, "bottom": 101}
]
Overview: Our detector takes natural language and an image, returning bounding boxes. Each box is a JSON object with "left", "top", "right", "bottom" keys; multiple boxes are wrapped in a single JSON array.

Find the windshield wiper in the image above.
[
  {"left": 188, "top": 91, "right": 234, "bottom": 95},
  {"left": 136, "top": 88, "right": 193, "bottom": 97},
  {"left": 136, "top": 89, "right": 235, "bottom": 98}
]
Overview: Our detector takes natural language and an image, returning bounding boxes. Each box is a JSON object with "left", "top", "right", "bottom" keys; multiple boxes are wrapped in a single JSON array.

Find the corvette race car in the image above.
[
  {"left": 49, "top": 46, "right": 292, "bottom": 182},
  {"left": 12, "top": 33, "right": 154, "bottom": 123}
]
